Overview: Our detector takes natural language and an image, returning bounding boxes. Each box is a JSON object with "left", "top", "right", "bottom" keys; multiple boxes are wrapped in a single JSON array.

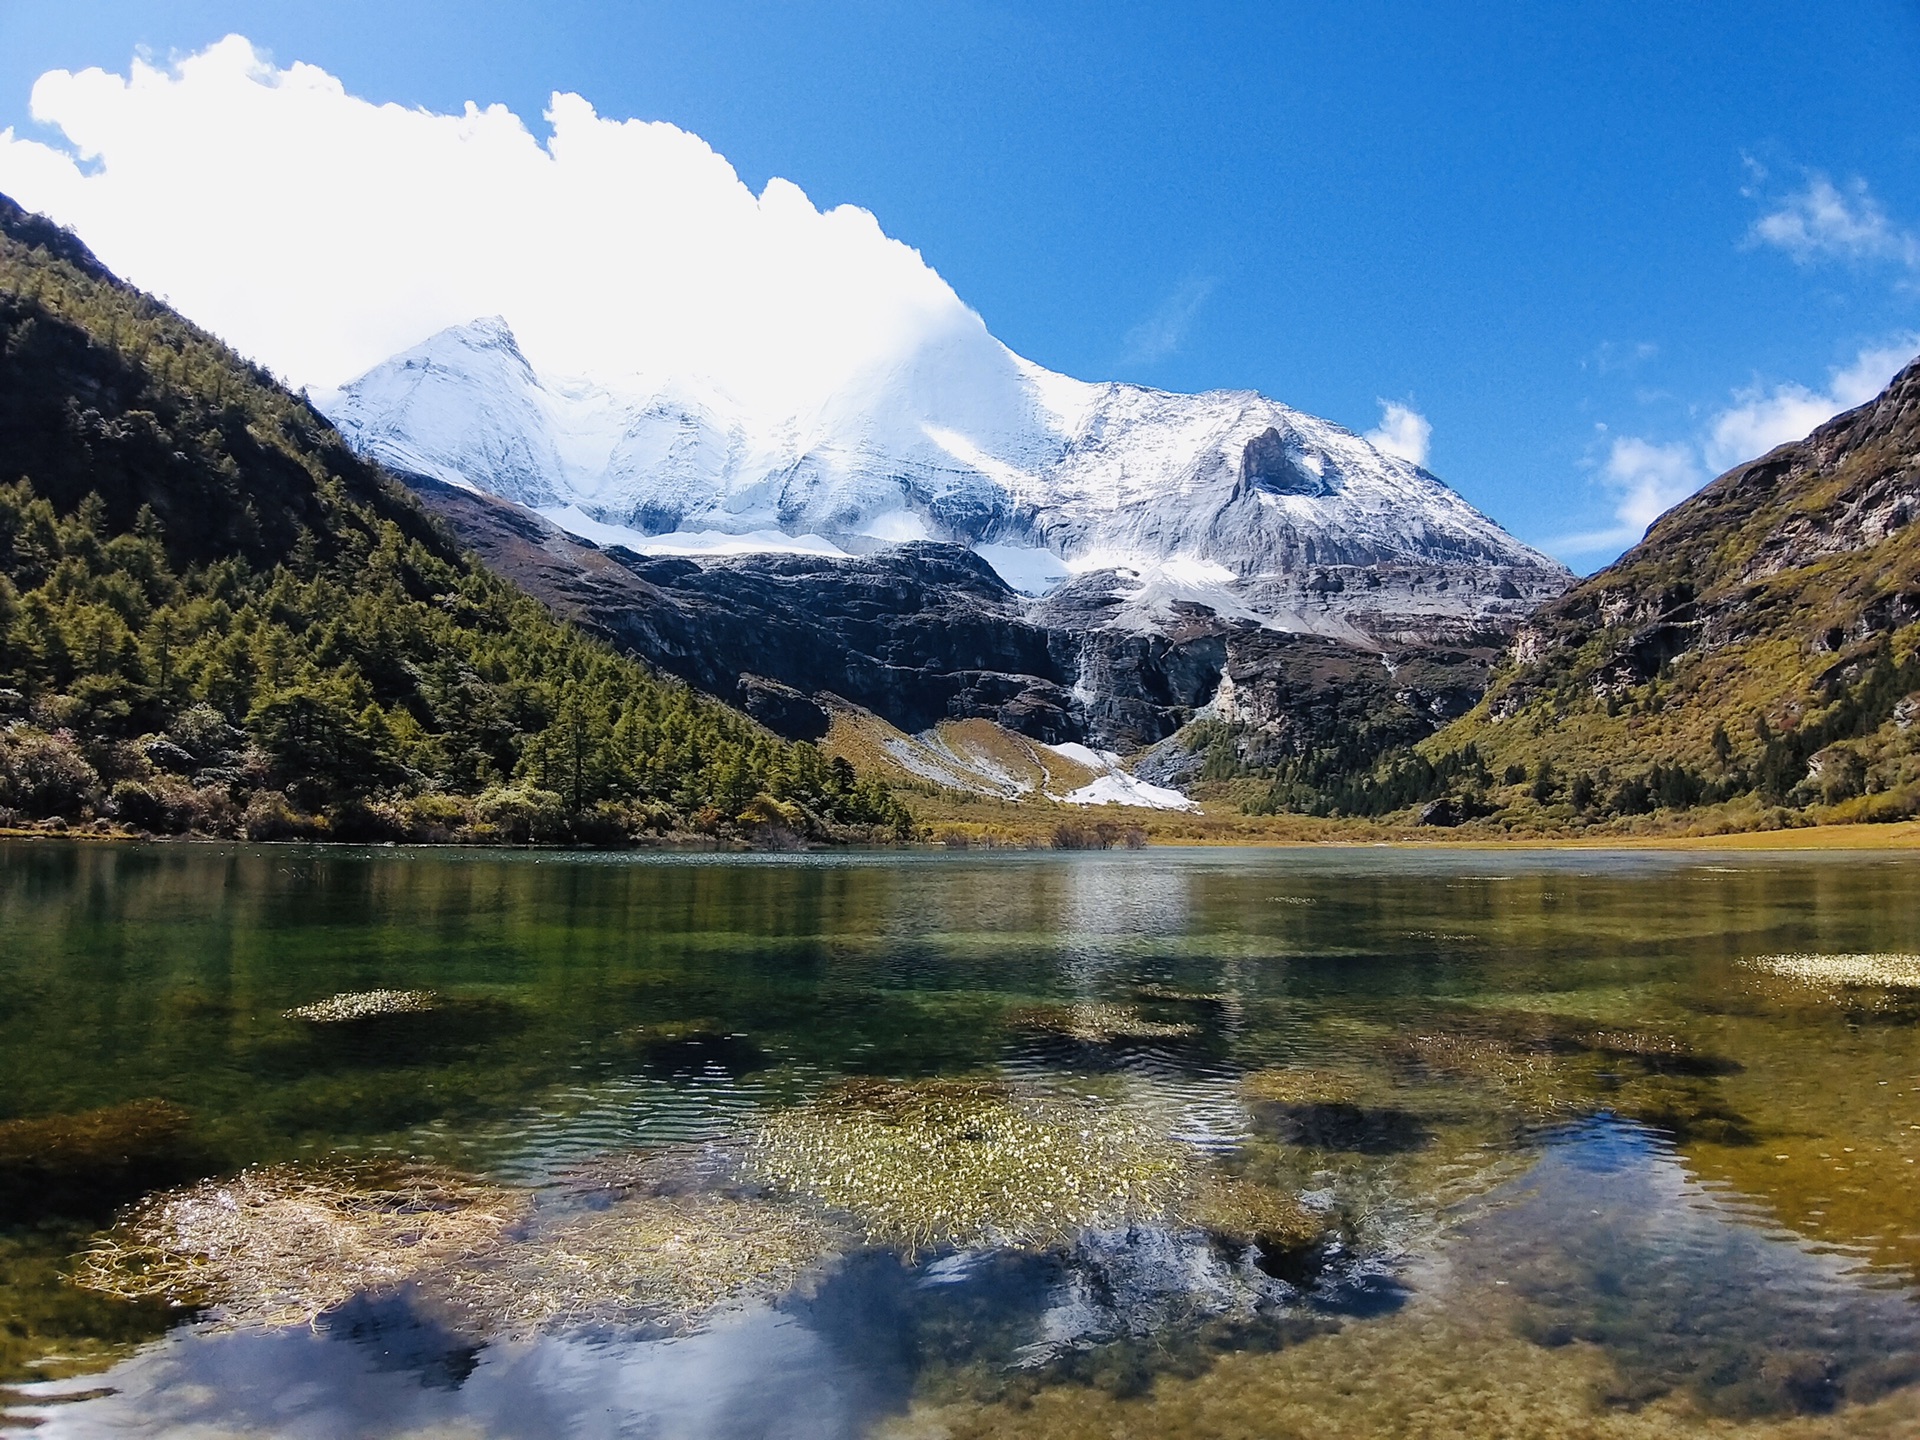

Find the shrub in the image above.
[
  {"left": 473, "top": 784, "right": 566, "bottom": 844},
  {"left": 241, "top": 790, "right": 324, "bottom": 841},
  {"left": 0, "top": 729, "right": 99, "bottom": 818}
]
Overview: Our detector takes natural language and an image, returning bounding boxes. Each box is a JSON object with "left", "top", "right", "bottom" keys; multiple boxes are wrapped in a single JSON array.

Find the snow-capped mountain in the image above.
[{"left": 318, "top": 311, "right": 1568, "bottom": 641}]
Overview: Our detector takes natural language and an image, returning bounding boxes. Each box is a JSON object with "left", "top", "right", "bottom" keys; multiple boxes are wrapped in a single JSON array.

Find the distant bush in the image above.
[
  {"left": 473, "top": 784, "right": 567, "bottom": 845},
  {"left": 0, "top": 729, "right": 98, "bottom": 818}
]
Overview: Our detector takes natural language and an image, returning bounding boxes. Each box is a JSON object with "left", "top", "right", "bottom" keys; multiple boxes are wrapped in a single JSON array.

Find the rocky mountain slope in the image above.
[
  {"left": 1402, "top": 350, "right": 1920, "bottom": 827},
  {"left": 405, "top": 473, "right": 1510, "bottom": 771}
]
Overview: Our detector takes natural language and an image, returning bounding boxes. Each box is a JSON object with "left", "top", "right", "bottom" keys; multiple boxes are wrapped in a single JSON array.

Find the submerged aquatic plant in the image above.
[
  {"left": 427, "top": 1193, "right": 843, "bottom": 1334},
  {"left": 71, "top": 1165, "right": 522, "bottom": 1328},
  {"left": 750, "top": 1078, "right": 1197, "bottom": 1256},
  {"left": 1747, "top": 953, "right": 1920, "bottom": 989},
  {"left": 1187, "top": 1173, "right": 1325, "bottom": 1251},
  {"left": 1008, "top": 1002, "right": 1198, "bottom": 1043},
  {"left": 283, "top": 989, "right": 438, "bottom": 1022},
  {"left": 1131, "top": 983, "right": 1230, "bottom": 1004},
  {"left": 1240, "top": 1068, "right": 1362, "bottom": 1108},
  {"left": 0, "top": 1100, "right": 205, "bottom": 1224}
]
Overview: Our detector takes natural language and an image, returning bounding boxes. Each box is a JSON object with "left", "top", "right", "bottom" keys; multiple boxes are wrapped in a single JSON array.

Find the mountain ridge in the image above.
[{"left": 319, "top": 315, "right": 1570, "bottom": 647}]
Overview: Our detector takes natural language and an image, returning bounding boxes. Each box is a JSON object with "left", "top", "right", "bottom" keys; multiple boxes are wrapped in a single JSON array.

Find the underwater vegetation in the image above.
[
  {"left": 283, "top": 989, "right": 439, "bottom": 1023},
  {"left": 1747, "top": 952, "right": 1920, "bottom": 988},
  {"left": 1006, "top": 1002, "right": 1200, "bottom": 1043},
  {"left": 58, "top": 1072, "right": 1352, "bottom": 1356},
  {"left": 0, "top": 1100, "right": 209, "bottom": 1225},
  {"left": 747, "top": 1078, "right": 1201, "bottom": 1256},
  {"left": 72, "top": 1164, "right": 524, "bottom": 1328},
  {"left": 426, "top": 1192, "right": 843, "bottom": 1336}
]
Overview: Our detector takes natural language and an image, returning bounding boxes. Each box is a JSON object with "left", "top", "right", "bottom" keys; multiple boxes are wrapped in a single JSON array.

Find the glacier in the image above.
[{"left": 317, "top": 310, "right": 1568, "bottom": 643}]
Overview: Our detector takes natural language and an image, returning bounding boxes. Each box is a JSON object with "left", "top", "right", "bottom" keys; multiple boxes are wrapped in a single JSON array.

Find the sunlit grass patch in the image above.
[
  {"left": 1007, "top": 1002, "right": 1198, "bottom": 1042},
  {"left": 1747, "top": 953, "right": 1920, "bottom": 989},
  {"left": 283, "top": 989, "right": 437, "bottom": 1022},
  {"left": 749, "top": 1078, "right": 1197, "bottom": 1256},
  {"left": 71, "top": 1164, "right": 522, "bottom": 1328}
]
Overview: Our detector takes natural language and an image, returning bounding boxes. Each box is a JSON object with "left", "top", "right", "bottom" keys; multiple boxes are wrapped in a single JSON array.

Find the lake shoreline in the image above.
[{"left": 5, "top": 817, "right": 1917, "bottom": 852}]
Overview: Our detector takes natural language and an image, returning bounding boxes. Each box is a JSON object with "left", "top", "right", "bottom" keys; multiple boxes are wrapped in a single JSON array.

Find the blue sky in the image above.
[{"left": 2, "top": 1, "right": 1917, "bottom": 569}]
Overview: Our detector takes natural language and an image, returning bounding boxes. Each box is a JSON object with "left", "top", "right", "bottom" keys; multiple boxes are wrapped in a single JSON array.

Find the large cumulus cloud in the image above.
[{"left": 0, "top": 35, "right": 974, "bottom": 409}]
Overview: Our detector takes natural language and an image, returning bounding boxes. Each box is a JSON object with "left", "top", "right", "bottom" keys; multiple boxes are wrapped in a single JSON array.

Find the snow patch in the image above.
[
  {"left": 862, "top": 509, "right": 934, "bottom": 543},
  {"left": 538, "top": 506, "right": 848, "bottom": 559},
  {"left": 1045, "top": 743, "right": 1197, "bottom": 811},
  {"left": 1060, "top": 774, "right": 1199, "bottom": 811},
  {"left": 976, "top": 543, "right": 1073, "bottom": 595}
]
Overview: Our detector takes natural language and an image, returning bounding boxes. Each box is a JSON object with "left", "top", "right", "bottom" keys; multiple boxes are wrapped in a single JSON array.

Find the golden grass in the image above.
[
  {"left": 71, "top": 1164, "right": 523, "bottom": 1327},
  {"left": 748, "top": 1078, "right": 1198, "bottom": 1257},
  {"left": 283, "top": 989, "right": 437, "bottom": 1022}
]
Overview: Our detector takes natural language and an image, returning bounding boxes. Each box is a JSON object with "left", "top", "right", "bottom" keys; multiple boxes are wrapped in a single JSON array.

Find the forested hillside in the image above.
[
  {"left": 0, "top": 193, "right": 909, "bottom": 843},
  {"left": 1228, "top": 354, "right": 1920, "bottom": 833}
]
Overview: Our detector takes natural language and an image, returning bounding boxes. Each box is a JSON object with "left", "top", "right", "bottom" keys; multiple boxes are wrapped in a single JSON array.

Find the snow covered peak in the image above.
[{"left": 319, "top": 314, "right": 1568, "bottom": 636}]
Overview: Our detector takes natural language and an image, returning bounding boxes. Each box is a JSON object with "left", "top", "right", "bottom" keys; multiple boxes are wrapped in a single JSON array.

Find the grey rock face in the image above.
[{"left": 405, "top": 476, "right": 1516, "bottom": 762}]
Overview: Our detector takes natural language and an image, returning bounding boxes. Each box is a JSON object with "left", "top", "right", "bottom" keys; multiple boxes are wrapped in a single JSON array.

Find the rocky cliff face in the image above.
[
  {"left": 407, "top": 475, "right": 1502, "bottom": 759},
  {"left": 1434, "top": 350, "right": 1920, "bottom": 815},
  {"left": 1491, "top": 353, "right": 1920, "bottom": 708}
]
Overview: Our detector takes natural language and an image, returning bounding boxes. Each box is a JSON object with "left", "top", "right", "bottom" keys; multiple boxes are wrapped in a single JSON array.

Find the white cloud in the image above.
[
  {"left": 1750, "top": 173, "right": 1919, "bottom": 270},
  {"left": 1550, "top": 437, "right": 1705, "bottom": 558},
  {"left": 0, "top": 36, "right": 977, "bottom": 406},
  {"left": 1119, "top": 275, "right": 1215, "bottom": 367},
  {"left": 1363, "top": 400, "right": 1431, "bottom": 467},
  {"left": 1550, "top": 338, "right": 1918, "bottom": 564},
  {"left": 1705, "top": 339, "right": 1917, "bottom": 471}
]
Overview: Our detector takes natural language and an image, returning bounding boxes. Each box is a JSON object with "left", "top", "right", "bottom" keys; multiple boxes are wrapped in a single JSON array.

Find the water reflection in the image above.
[
  {"left": 5, "top": 843, "right": 1920, "bottom": 1436},
  {"left": 1453, "top": 1115, "right": 1920, "bottom": 1417}
]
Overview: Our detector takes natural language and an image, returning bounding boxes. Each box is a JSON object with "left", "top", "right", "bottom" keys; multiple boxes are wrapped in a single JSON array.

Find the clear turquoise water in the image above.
[{"left": 5, "top": 841, "right": 1920, "bottom": 1438}]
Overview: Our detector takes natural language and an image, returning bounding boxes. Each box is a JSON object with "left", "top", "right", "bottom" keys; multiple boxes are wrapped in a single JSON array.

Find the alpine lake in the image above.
[{"left": 4, "top": 841, "right": 1920, "bottom": 1439}]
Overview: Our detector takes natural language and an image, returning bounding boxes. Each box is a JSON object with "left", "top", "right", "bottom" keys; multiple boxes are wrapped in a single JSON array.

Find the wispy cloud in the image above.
[
  {"left": 1582, "top": 340, "right": 1659, "bottom": 376},
  {"left": 1748, "top": 171, "right": 1920, "bottom": 271},
  {"left": 1364, "top": 399, "right": 1431, "bottom": 467},
  {"left": 1548, "top": 337, "right": 1919, "bottom": 564},
  {"left": 1119, "top": 275, "right": 1215, "bottom": 367},
  {"left": 1550, "top": 437, "right": 1705, "bottom": 558}
]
